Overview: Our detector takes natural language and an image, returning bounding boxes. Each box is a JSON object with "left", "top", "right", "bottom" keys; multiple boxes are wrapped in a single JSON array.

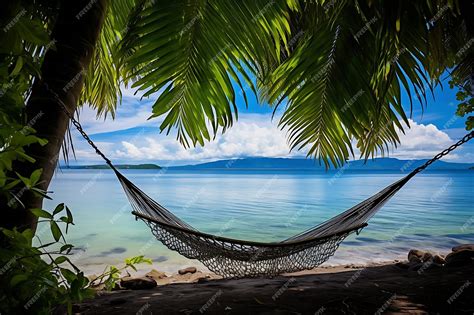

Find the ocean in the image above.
[{"left": 41, "top": 169, "right": 473, "bottom": 275}]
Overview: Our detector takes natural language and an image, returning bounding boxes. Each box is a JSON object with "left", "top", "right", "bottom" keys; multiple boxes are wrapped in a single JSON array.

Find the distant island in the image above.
[
  {"left": 66, "top": 158, "right": 474, "bottom": 171},
  {"left": 168, "top": 157, "right": 474, "bottom": 171},
  {"left": 67, "top": 164, "right": 161, "bottom": 170}
]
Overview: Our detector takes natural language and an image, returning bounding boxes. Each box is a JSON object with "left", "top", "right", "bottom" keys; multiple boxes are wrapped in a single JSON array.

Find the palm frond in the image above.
[
  {"left": 260, "top": 0, "right": 465, "bottom": 166},
  {"left": 80, "top": 0, "right": 136, "bottom": 118},
  {"left": 119, "top": 0, "right": 296, "bottom": 147}
]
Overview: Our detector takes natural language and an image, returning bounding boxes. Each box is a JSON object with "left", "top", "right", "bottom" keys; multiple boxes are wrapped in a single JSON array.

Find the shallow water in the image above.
[{"left": 42, "top": 169, "right": 473, "bottom": 274}]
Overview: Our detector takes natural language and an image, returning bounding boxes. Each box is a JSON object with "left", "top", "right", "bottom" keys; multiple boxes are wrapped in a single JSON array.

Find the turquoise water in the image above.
[{"left": 42, "top": 169, "right": 473, "bottom": 274}]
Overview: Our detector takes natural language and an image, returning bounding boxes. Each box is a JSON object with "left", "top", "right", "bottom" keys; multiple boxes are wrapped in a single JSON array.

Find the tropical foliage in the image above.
[
  {"left": 117, "top": 0, "right": 473, "bottom": 166},
  {"left": 0, "top": 117, "right": 150, "bottom": 313},
  {"left": 0, "top": 204, "right": 91, "bottom": 315},
  {"left": 3, "top": 1, "right": 470, "bottom": 167},
  {"left": 0, "top": 2, "right": 149, "bottom": 313},
  {"left": 0, "top": 203, "right": 151, "bottom": 314},
  {"left": 0, "top": 0, "right": 472, "bottom": 312}
]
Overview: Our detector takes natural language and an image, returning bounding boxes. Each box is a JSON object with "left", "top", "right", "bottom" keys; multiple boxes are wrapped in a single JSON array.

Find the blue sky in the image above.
[{"left": 73, "top": 78, "right": 473, "bottom": 166}]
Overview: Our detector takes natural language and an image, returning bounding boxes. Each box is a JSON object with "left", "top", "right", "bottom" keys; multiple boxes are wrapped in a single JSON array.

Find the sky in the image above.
[{"left": 71, "top": 78, "right": 473, "bottom": 166}]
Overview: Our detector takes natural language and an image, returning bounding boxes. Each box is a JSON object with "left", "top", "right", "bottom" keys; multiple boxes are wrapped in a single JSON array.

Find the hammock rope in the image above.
[{"left": 49, "top": 86, "right": 474, "bottom": 277}]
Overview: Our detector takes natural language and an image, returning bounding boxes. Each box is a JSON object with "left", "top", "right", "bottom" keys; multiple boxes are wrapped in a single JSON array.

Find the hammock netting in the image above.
[
  {"left": 116, "top": 171, "right": 410, "bottom": 277},
  {"left": 55, "top": 89, "right": 473, "bottom": 278}
]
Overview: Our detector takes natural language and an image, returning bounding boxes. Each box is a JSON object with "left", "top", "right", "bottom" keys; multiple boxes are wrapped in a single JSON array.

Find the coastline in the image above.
[{"left": 76, "top": 256, "right": 474, "bottom": 314}]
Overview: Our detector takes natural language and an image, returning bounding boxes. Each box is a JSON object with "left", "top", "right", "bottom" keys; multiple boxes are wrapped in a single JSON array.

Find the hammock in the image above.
[{"left": 56, "top": 92, "right": 473, "bottom": 277}]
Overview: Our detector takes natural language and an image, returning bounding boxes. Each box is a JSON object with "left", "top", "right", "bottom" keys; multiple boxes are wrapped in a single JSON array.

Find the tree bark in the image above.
[{"left": 2, "top": 0, "right": 107, "bottom": 234}]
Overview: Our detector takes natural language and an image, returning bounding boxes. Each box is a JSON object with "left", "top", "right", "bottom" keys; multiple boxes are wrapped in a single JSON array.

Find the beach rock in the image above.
[
  {"left": 452, "top": 244, "right": 474, "bottom": 252},
  {"left": 408, "top": 249, "right": 424, "bottom": 262},
  {"left": 172, "top": 271, "right": 214, "bottom": 284},
  {"left": 408, "top": 255, "right": 422, "bottom": 264},
  {"left": 120, "top": 277, "right": 157, "bottom": 290},
  {"left": 178, "top": 267, "right": 197, "bottom": 275},
  {"left": 445, "top": 249, "right": 474, "bottom": 267},
  {"left": 146, "top": 269, "right": 167, "bottom": 280},
  {"left": 421, "top": 252, "right": 433, "bottom": 262},
  {"left": 432, "top": 254, "right": 446, "bottom": 265}
]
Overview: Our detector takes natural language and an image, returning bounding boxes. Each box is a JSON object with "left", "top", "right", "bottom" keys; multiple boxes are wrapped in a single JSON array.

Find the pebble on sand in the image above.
[
  {"left": 145, "top": 269, "right": 167, "bottom": 280},
  {"left": 178, "top": 266, "right": 197, "bottom": 275}
]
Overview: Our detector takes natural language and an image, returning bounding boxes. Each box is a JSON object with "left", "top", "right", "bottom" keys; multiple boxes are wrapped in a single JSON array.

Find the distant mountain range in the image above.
[
  {"left": 67, "top": 164, "right": 161, "bottom": 170},
  {"left": 168, "top": 157, "right": 474, "bottom": 171},
  {"left": 69, "top": 157, "right": 474, "bottom": 171}
]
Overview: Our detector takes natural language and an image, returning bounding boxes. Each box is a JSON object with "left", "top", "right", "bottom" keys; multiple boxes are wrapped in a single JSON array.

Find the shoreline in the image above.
[
  {"left": 78, "top": 257, "right": 408, "bottom": 283},
  {"left": 75, "top": 245, "right": 474, "bottom": 314},
  {"left": 76, "top": 258, "right": 474, "bottom": 314}
]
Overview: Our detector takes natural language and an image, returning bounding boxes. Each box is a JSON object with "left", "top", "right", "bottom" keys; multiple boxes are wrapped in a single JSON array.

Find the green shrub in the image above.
[{"left": 0, "top": 113, "right": 151, "bottom": 314}]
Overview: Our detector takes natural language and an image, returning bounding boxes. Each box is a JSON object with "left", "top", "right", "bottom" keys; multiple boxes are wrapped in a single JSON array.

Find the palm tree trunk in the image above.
[{"left": 2, "top": 0, "right": 107, "bottom": 234}]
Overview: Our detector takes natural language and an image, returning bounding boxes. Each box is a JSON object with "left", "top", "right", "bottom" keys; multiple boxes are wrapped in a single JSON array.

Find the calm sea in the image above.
[{"left": 41, "top": 169, "right": 473, "bottom": 274}]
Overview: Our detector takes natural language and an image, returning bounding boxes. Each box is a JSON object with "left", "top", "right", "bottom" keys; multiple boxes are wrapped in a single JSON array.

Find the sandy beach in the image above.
[{"left": 74, "top": 252, "right": 474, "bottom": 314}]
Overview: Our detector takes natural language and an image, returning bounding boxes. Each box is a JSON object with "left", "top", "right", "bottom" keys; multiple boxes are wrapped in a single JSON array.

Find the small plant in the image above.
[
  {"left": 88, "top": 256, "right": 153, "bottom": 290},
  {"left": 0, "top": 203, "right": 153, "bottom": 314},
  {"left": 0, "top": 109, "right": 152, "bottom": 314},
  {"left": 0, "top": 203, "right": 91, "bottom": 314}
]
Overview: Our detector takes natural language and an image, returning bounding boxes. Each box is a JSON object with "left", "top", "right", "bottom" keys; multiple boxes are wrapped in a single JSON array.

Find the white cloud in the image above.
[
  {"left": 72, "top": 109, "right": 472, "bottom": 165},
  {"left": 390, "top": 119, "right": 458, "bottom": 160},
  {"left": 114, "top": 114, "right": 294, "bottom": 163}
]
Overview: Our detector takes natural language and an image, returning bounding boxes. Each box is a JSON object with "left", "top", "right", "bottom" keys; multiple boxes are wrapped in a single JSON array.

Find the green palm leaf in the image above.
[
  {"left": 260, "top": 1, "right": 466, "bottom": 166},
  {"left": 80, "top": 0, "right": 136, "bottom": 118},
  {"left": 119, "top": 0, "right": 296, "bottom": 147}
]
